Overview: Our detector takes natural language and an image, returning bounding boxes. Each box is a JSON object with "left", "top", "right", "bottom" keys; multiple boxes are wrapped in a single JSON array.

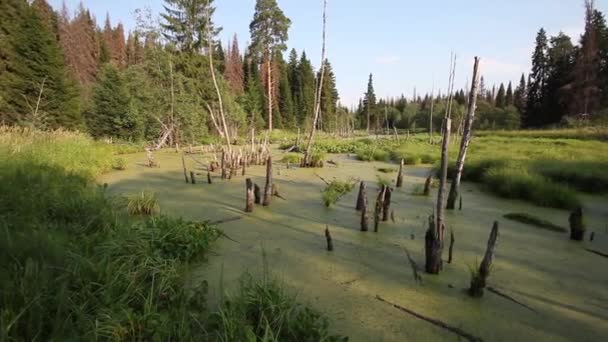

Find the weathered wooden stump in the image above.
[
  {"left": 423, "top": 175, "right": 433, "bottom": 196},
  {"left": 356, "top": 181, "right": 366, "bottom": 211},
  {"left": 263, "top": 156, "right": 273, "bottom": 206},
  {"left": 374, "top": 185, "right": 386, "bottom": 232},
  {"left": 396, "top": 159, "right": 404, "bottom": 188},
  {"left": 245, "top": 178, "right": 254, "bottom": 212},
  {"left": 181, "top": 154, "right": 189, "bottom": 183},
  {"left": 469, "top": 221, "right": 499, "bottom": 297},
  {"left": 425, "top": 215, "right": 444, "bottom": 274},
  {"left": 190, "top": 171, "right": 196, "bottom": 184},
  {"left": 361, "top": 193, "right": 369, "bottom": 232},
  {"left": 242, "top": 162, "right": 246, "bottom": 176},
  {"left": 459, "top": 196, "right": 462, "bottom": 211},
  {"left": 254, "top": 184, "right": 261, "bottom": 204},
  {"left": 382, "top": 187, "right": 392, "bottom": 222},
  {"left": 448, "top": 229, "right": 455, "bottom": 264},
  {"left": 569, "top": 207, "right": 585, "bottom": 241},
  {"left": 325, "top": 225, "right": 334, "bottom": 251}
]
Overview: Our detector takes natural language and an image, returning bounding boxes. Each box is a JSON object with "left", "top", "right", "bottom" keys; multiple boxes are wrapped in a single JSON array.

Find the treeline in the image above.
[
  {"left": 355, "top": 0, "right": 608, "bottom": 131},
  {"left": 0, "top": 0, "right": 343, "bottom": 143}
]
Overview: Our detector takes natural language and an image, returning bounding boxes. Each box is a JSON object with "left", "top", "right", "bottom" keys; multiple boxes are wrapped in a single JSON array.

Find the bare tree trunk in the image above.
[
  {"left": 382, "top": 187, "right": 392, "bottom": 222},
  {"left": 425, "top": 53, "right": 456, "bottom": 275},
  {"left": 360, "top": 192, "right": 369, "bottom": 232},
  {"left": 267, "top": 56, "right": 273, "bottom": 132},
  {"left": 303, "top": 0, "right": 328, "bottom": 166},
  {"left": 205, "top": 103, "right": 224, "bottom": 138},
  {"left": 206, "top": 5, "right": 231, "bottom": 153},
  {"left": 207, "top": 171, "right": 212, "bottom": 184},
  {"left": 469, "top": 221, "right": 499, "bottom": 297},
  {"left": 448, "top": 229, "right": 455, "bottom": 264},
  {"left": 245, "top": 178, "right": 254, "bottom": 212},
  {"left": 190, "top": 171, "right": 196, "bottom": 184},
  {"left": 447, "top": 57, "right": 480, "bottom": 210},
  {"left": 263, "top": 156, "right": 273, "bottom": 206},
  {"left": 356, "top": 181, "right": 366, "bottom": 210},
  {"left": 374, "top": 185, "right": 386, "bottom": 232},
  {"left": 396, "top": 159, "right": 404, "bottom": 188},
  {"left": 429, "top": 81, "right": 434, "bottom": 144},
  {"left": 181, "top": 153, "right": 189, "bottom": 183},
  {"left": 254, "top": 183, "right": 261, "bottom": 204}
]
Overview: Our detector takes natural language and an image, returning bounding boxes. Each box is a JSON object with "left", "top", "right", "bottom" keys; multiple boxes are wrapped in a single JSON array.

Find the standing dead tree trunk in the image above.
[
  {"left": 569, "top": 207, "right": 586, "bottom": 241},
  {"left": 181, "top": 153, "right": 189, "bottom": 183},
  {"left": 325, "top": 225, "right": 334, "bottom": 251},
  {"left": 245, "top": 178, "right": 254, "bottom": 212},
  {"left": 254, "top": 184, "right": 261, "bottom": 204},
  {"left": 361, "top": 192, "right": 369, "bottom": 232},
  {"left": 448, "top": 229, "right": 455, "bottom": 264},
  {"left": 447, "top": 57, "right": 480, "bottom": 210},
  {"left": 396, "top": 159, "right": 404, "bottom": 188},
  {"left": 303, "top": 0, "right": 328, "bottom": 167},
  {"left": 374, "top": 185, "right": 387, "bottom": 232},
  {"left": 469, "top": 221, "right": 499, "bottom": 297},
  {"left": 263, "top": 156, "right": 273, "bottom": 206},
  {"left": 190, "top": 171, "right": 196, "bottom": 184},
  {"left": 356, "top": 181, "right": 366, "bottom": 210},
  {"left": 206, "top": 3, "right": 231, "bottom": 153},
  {"left": 382, "top": 187, "right": 392, "bottom": 222},
  {"left": 425, "top": 52, "right": 456, "bottom": 274}
]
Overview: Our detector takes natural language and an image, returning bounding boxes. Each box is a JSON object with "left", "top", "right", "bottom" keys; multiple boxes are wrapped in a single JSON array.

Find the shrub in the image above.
[
  {"left": 503, "top": 213, "right": 567, "bottom": 233},
  {"left": 112, "top": 157, "right": 127, "bottom": 170},
  {"left": 126, "top": 190, "right": 160, "bottom": 215},
  {"left": 321, "top": 180, "right": 355, "bottom": 207},
  {"left": 403, "top": 155, "right": 422, "bottom": 165},
  {"left": 281, "top": 152, "right": 302, "bottom": 164}
]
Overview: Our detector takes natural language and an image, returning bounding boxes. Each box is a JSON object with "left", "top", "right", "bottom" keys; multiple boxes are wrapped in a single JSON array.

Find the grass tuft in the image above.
[{"left": 126, "top": 190, "right": 160, "bottom": 215}]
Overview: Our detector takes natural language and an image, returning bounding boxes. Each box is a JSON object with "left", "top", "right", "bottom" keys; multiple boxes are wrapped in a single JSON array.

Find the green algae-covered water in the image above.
[{"left": 100, "top": 148, "right": 608, "bottom": 342}]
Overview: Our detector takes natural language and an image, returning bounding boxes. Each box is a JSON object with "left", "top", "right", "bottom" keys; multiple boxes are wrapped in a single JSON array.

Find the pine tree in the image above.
[
  {"left": 546, "top": 32, "right": 575, "bottom": 123},
  {"left": 363, "top": 73, "right": 377, "bottom": 131},
  {"left": 249, "top": 0, "right": 291, "bottom": 131},
  {"left": 161, "top": 0, "right": 220, "bottom": 53},
  {"left": 505, "top": 82, "right": 514, "bottom": 106},
  {"left": 514, "top": 73, "right": 527, "bottom": 116},
  {"left": 89, "top": 63, "right": 133, "bottom": 138},
  {"left": 525, "top": 28, "right": 549, "bottom": 127},
  {"left": 571, "top": 0, "right": 601, "bottom": 115},
  {"left": 113, "top": 23, "right": 127, "bottom": 67},
  {"left": 0, "top": 0, "right": 80, "bottom": 128},
  {"left": 495, "top": 83, "right": 506, "bottom": 108}
]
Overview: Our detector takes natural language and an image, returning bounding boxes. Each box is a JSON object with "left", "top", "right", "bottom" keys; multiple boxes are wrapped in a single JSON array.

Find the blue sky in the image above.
[{"left": 50, "top": 0, "right": 603, "bottom": 106}]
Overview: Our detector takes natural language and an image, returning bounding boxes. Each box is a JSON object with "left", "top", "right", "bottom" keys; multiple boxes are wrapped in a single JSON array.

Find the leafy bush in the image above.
[
  {"left": 126, "top": 190, "right": 160, "bottom": 215},
  {"left": 321, "top": 179, "right": 355, "bottom": 207},
  {"left": 503, "top": 213, "right": 567, "bottom": 233},
  {"left": 403, "top": 155, "right": 422, "bottom": 165},
  {"left": 112, "top": 157, "right": 127, "bottom": 170},
  {"left": 355, "top": 146, "right": 390, "bottom": 162}
]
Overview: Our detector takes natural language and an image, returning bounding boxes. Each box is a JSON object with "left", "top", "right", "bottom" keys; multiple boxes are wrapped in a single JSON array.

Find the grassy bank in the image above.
[{"left": 0, "top": 127, "right": 342, "bottom": 341}]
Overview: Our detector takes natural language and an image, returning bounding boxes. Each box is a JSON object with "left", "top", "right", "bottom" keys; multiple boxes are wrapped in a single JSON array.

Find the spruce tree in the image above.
[
  {"left": 514, "top": 73, "right": 527, "bottom": 116},
  {"left": 161, "top": 0, "right": 220, "bottom": 53},
  {"left": 89, "top": 63, "right": 133, "bottom": 138},
  {"left": 319, "top": 60, "right": 339, "bottom": 131},
  {"left": 546, "top": 32, "right": 575, "bottom": 124},
  {"left": 296, "top": 51, "right": 315, "bottom": 126},
  {"left": 525, "top": 28, "right": 549, "bottom": 127},
  {"left": 495, "top": 83, "right": 506, "bottom": 108},
  {"left": 363, "top": 73, "right": 377, "bottom": 131}
]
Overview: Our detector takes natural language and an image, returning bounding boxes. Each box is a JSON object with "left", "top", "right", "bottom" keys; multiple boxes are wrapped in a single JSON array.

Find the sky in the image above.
[{"left": 49, "top": 0, "right": 605, "bottom": 107}]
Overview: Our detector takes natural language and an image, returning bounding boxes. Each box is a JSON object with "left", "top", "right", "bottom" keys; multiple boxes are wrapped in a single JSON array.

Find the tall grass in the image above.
[
  {"left": 209, "top": 273, "right": 348, "bottom": 341},
  {"left": 127, "top": 190, "right": 160, "bottom": 215}
]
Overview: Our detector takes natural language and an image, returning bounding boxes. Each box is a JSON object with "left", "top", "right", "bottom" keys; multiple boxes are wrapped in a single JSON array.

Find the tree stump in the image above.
[
  {"left": 569, "top": 207, "right": 585, "bottom": 241},
  {"left": 242, "top": 162, "right": 246, "bottom": 176},
  {"left": 361, "top": 194, "right": 369, "bottom": 232},
  {"left": 356, "top": 181, "right": 366, "bottom": 211},
  {"left": 263, "top": 156, "right": 273, "bottom": 206},
  {"left": 373, "top": 186, "right": 385, "bottom": 232},
  {"left": 446, "top": 184, "right": 458, "bottom": 210},
  {"left": 190, "top": 171, "right": 196, "bottom": 184},
  {"left": 254, "top": 184, "right": 261, "bottom": 204},
  {"left": 181, "top": 154, "right": 189, "bottom": 183},
  {"left": 469, "top": 221, "right": 499, "bottom": 297},
  {"left": 221, "top": 151, "right": 227, "bottom": 179},
  {"left": 459, "top": 196, "right": 462, "bottom": 211},
  {"left": 425, "top": 215, "right": 444, "bottom": 274},
  {"left": 448, "top": 229, "right": 455, "bottom": 264},
  {"left": 207, "top": 171, "right": 212, "bottom": 184},
  {"left": 423, "top": 175, "right": 433, "bottom": 196},
  {"left": 382, "top": 187, "right": 392, "bottom": 222},
  {"left": 396, "top": 159, "right": 404, "bottom": 188},
  {"left": 245, "top": 178, "right": 254, "bottom": 212},
  {"left": 325, "top": 225, "right": 334, "bottom": 251}
]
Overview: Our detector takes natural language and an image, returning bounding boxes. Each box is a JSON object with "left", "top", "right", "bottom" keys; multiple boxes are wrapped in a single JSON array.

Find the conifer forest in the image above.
[{"left": 1, "top": 0, "right": 607, "bottom": 341}]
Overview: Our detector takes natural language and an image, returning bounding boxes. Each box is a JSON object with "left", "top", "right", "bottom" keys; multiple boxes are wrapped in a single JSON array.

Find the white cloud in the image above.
[{"left": 375, "top": 55, "right": 401, "bottom": 65}]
